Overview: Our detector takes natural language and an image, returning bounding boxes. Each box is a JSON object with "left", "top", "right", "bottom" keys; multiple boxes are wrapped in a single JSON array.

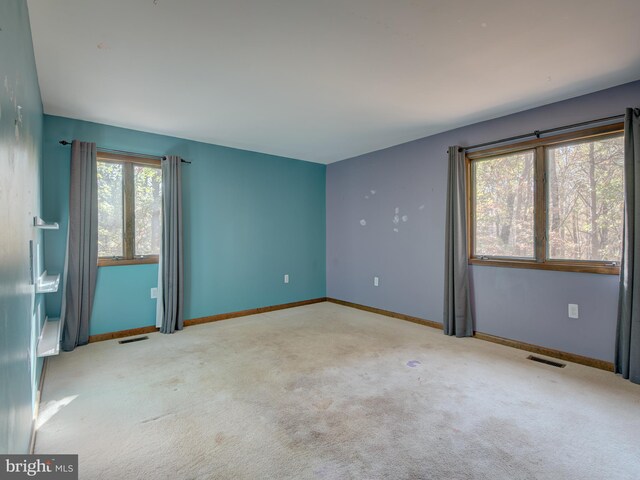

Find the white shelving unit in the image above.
[
  {"left": 33, "top": 216, "right": 59, "bottom": 230},
  {"left": 37, "top": 317, "right": 63, "bottom": 357},
  {"left": 33, "top": 216, "right": 63, "bottom": 358},
  {"left": 35, "top": 270, "right": 60, "bottom": 294}
]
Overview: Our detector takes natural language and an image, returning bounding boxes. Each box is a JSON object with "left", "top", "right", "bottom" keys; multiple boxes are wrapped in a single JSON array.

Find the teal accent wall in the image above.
[
  {"left": 0, "top": 0, "right": 44, "bottom": 453},
  {"left": 42, "top": 116, "right": 326, "bottom": 335},
  {"left": 91, "top": 265, "right": 158, "bottom": 335}
]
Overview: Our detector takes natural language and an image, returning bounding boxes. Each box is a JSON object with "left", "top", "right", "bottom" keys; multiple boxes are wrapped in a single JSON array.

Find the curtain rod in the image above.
[
  {"left": 58, "top": 140, "right": 191, "bottom": 164},
  {"left": 457, "top": 113, "right": 625, "bottom": 153}
]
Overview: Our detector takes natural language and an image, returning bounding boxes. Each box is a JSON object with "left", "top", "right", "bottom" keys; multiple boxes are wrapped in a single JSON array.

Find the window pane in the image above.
[
  {"left": 473, "top": 150, "right": 535, "bottom": 258},
  {"left": 547, "top": 135, "right": 624, "bottom": 262},
  {"left": 97, "top": 161, "right": 123, "bottom": 257},
  {"left": 134, "top": 165, "right": 162, "bottom": 256}
]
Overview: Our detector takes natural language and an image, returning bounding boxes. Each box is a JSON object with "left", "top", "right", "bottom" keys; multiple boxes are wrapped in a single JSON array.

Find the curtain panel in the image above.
[
  {"left": 62, "top": 140, "right": 98, "bottom": 351},
  {"left": 616, "top": 107, "right": 640, "bottom": 383},
  {"left": 444, "top": 146, "right": 473, "bottom": 337},
  {"left": 159, "top": 155, "right": 184, "bottom": 334}
]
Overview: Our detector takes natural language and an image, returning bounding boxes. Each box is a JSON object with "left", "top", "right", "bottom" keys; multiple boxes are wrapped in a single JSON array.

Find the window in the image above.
[
  {"left": 97, "top": 152, "right": 162, "bottom": 266},
  {"left": 467, "top": 124, "right": 624, "bottom": 274}
]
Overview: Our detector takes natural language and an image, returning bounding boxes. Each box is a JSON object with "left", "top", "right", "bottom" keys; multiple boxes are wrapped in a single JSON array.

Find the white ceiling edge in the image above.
[
  {"left": 46, "top": 75, "right": 637, "bottom": 165},
  {"left": 28, "top": 0, "right": 640, "bottom": 164}
]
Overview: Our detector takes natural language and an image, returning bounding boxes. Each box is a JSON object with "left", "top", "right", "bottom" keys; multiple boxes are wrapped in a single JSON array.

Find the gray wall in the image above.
[
  {"left": 0, "top": 0, "right": 44, "bottom": 453},
  {"left": 327, "top": 80, "right": 640, "bottom": 363}
]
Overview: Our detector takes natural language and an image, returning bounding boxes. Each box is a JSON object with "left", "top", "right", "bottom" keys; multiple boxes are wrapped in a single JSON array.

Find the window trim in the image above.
[
  {"left": 97, "top": 152, "right": 161, "bottom": 267},
  {"left": 466, "top": 122, "right": 623, "bottom": 275}
]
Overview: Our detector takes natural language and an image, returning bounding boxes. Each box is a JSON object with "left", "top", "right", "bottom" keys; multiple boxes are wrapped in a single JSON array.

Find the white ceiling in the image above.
[{"left": 27, "top": 0, "right": 640, "bottom": 164}]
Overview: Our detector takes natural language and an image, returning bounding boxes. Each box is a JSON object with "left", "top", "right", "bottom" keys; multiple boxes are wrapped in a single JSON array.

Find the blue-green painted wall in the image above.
[
  {"left": 91, "top": 265, "right": 158, "bottom": 335},
  {"left": 42, "top": 116, "right": 326, "bottom": 335},
  {"left": 0, "top": 0, "right": 44, "bottom": 453}
]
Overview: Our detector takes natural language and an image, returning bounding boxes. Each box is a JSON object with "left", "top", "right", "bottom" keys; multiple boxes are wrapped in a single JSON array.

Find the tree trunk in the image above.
[
  {"left": 152, "top": 173, "right": 161, "bottom": 252},
  {"left": 589, "top": 142, "right": 600, "bottom": 259},
  {"left": 548, "top": 149, "right": 561, "bottom": 258}
]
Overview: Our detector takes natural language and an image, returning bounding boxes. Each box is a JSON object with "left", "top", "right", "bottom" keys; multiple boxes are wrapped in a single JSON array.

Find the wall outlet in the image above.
[
  {"left": 374, "top": 276, "right": 379, "bottom": 287},
  {"left": 150, "top": 287, "right": 158, "bottom": 299},
  {"left": 284, "top": 274, "right": 289, "bottom": 284},
  {"left": 568, "top": 303, "right": 579, "bottom": 319}
]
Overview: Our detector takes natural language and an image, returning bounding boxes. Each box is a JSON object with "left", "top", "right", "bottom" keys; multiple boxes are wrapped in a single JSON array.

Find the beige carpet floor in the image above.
[{"left": 35, "top": 302, "right": 640, "bottom": 479}]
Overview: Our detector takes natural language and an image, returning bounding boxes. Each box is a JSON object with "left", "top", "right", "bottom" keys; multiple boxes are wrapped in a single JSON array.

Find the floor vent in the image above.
[
  {"left": 118, "top": 336, "right": 149, "bottom": 344},
  {"left": 527, "top": 355, "right": 566, "bottom": 368}
]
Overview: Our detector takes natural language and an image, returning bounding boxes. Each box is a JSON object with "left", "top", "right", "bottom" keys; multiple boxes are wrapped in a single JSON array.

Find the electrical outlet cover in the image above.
[{"left": 568, "top": 304, "right": 579, "bottom": 318}]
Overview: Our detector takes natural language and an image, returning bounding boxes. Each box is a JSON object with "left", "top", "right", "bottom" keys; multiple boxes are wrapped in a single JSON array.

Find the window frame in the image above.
[
  {"left": 466, "top": 122, "right": 623, "bottom": 275},
  {"left": 97, "top": 152, "right": 161, "bottom": 267}
]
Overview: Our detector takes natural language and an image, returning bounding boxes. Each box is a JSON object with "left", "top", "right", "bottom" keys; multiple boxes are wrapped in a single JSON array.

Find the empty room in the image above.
[{"left": 2, "top": 0, "right": 640, "bottom": 478}]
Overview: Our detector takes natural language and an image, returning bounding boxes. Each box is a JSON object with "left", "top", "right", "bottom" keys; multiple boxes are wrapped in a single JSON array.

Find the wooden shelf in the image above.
[
  {"left": 37, "top": 317, "right": 62, "bottom": 357},
  {"left": 33, "top": 216, "right": 59, "bottom": 230},
  {"left": 36, "top": 271, "right": 60, "bottom": 293}
]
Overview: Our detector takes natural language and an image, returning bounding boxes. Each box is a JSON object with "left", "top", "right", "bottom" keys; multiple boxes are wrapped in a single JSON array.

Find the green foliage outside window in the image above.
[
  {"left": 471, "top": 132, "right": 623, "bottom": 265},
  {"left": 97, "top": 158, "right": 161, "bottom": 260}
]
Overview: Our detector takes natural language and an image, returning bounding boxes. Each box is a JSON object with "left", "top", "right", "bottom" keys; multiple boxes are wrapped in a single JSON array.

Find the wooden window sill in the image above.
[
  {"left": 468, "top": 258, "right": 619, "bottom": 275},
  {"left": 98, "top": 256, "right": 159, "bottom": 267}
]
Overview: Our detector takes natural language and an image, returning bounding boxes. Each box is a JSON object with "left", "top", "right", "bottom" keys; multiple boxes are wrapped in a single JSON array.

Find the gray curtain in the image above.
[
  {"left": 443, "top": 146, "right": 473, "bottom": 337},
  {"left": 62, "top": 141, "right": 98, "bottom": 351},
  {"left": 616, "top": 107, "right": 640, "bottom": 383},
  {"left": 159, "top": 156, "right": 184, "bottom": 334}
]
